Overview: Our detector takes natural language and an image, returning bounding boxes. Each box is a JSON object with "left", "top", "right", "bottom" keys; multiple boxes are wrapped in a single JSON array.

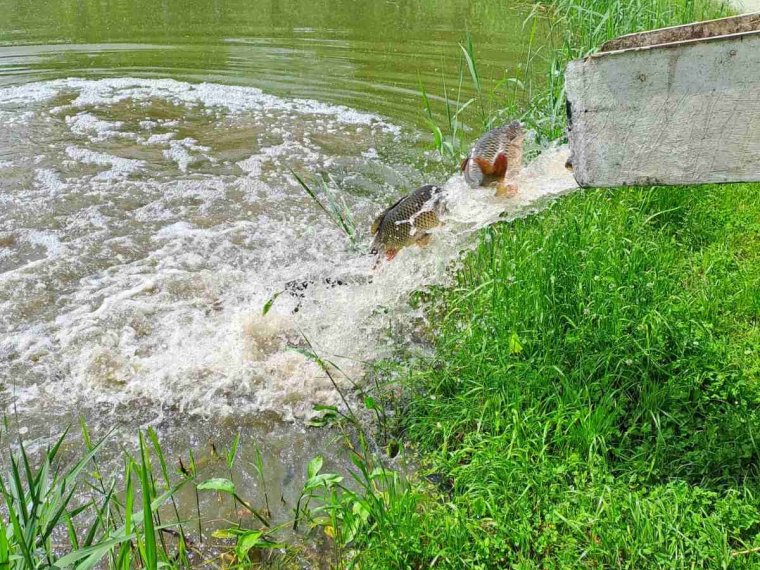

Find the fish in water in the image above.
[
  {"left": 461, "top": 121, "right": 525, "bottom": 197},
  {"left": 370, "top": 184, "right": 446, "bottom": 261}
]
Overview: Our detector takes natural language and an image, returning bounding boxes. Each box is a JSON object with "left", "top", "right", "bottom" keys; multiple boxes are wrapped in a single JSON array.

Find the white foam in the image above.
[
  {"left": 145, "top": 132, "right": 176, "bottom": 144},
  {"left": 161, "top": 138, "right": 210, "bottom": 172},
  {"left": 0, "top": 77, "right": 577, "bottom": 425},
  {"left": 65, "top": 145, "right": 145, "bottom": 179},
  {"left": 0, "top": 78, "right": 401, "bottom": 135},
  {"left": 34, "top": 168, "right": 67, "bottom": 194},
  {"left": 237, "top": 155, "right": 263, "bottom": 177},
  {"left": 65, "top": 112, "right": 124, "bottom": 141},
  {"left": 25, "top": 229, "right": 66, "bottom": 258}
]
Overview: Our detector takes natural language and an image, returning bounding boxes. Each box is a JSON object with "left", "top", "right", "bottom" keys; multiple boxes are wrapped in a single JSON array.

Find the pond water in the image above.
[
  {"left": 0, "top": 0, "right": 535, "bottom": 124},
  {"left": 0, "top": 0, "right": 577, "bottom": 561}
]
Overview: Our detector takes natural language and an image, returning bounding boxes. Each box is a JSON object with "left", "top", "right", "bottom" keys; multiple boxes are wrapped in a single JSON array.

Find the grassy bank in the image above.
[
  {"left": 358, "top": 184, "right": 760, "bottom": 568},
  {"left": 345, "top": 0, "right": 760, "bottom": 567}
]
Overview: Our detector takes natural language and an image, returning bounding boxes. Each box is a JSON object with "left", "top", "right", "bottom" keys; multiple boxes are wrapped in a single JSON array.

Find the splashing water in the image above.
[{"left": 0, "top": 78, "right": 577, "bottom": 432}]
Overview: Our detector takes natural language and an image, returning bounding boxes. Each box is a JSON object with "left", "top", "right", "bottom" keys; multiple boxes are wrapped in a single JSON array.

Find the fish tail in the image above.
[{"left": 463, "top": 157, "right": 484, "bottom": 188}]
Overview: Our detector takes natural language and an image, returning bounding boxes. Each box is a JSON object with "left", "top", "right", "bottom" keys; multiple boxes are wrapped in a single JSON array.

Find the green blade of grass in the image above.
[{"left": 138, "top": 433, "right": 157, "bottom": 570}]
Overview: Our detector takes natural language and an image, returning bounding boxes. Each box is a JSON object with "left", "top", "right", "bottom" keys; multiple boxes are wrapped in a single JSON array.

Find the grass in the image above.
[
  {"left": 0, "top": 420, "right": 296, "bottom": 568},
  {"left": 0, "top": 422, "right": 195, "bottom": 569},
  {"left": 291, "top": 170, "right": 359, "bottom": 248},
  {"left": 356, "top": 184, "right": 759, "bottom": 568}
]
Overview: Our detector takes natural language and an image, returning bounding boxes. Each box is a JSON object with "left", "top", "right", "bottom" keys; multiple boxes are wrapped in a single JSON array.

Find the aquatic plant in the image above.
[
  {"left": 0, "top": 423, "right": 196, "bottom": 569},
  {"left": 291, "top": 171, "right": 359, "bottom": 248}
]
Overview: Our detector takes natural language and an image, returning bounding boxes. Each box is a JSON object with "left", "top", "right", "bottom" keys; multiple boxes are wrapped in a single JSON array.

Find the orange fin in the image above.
[
  {"left": 474, "top": 157, "right": 495, "bottom": 175},
  {"left": 493, "top": 152, "right": 508, "bottom": 177}
]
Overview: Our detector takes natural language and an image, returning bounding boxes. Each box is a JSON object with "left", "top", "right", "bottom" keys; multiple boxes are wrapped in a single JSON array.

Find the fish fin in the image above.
[
  {"left": 493, "top": 153, "right": 508, "bottom": 177},
  {"left": 385, "top": 249, "right": 398, "bottom": 261},
  {"left": 370, "top": 214, "right": 384, "bottom": 235},
  {"left": 460, "top": 157, "right": 469, "bottom": 172},
  {"left": 464, "top": 158, "right": 484, "bottom": 188},
  {"left": 475, "top": 157, "right": 495, "bottom": 176}
]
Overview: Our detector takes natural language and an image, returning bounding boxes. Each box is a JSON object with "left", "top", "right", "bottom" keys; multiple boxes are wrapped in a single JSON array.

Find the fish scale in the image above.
[{"left": 370, "top": 184, "right": 445, "bottom": 259}]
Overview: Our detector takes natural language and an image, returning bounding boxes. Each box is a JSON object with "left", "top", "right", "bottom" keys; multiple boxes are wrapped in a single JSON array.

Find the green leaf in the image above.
[
  {"left": 55, "top": 484, "right": 186, "bottom": 568},
  {"left": 306, "top": 406, "right": 339, "bottom": 428},
  {"left": 55, "top": 534, "right": 136, "bottom": 567},
  {"left": 353, "top": 500, "right": 370, "bottom": 523},
  {"left": 364, "top": 396, "right": 378, "bottom": 410},
  {"left": 197, "top": 478, "right": 236, "bottom": 495},
  {"left": 304, "top": 473, "right": 343, "bottom": 491},
  {"left": 227, "top": 433, "right": 241, "bottom": 470},
  {"left": 307, "top": 456, "right": 323, "bottom": 480},
  {"left": 262, "top": 292, "right": 281, "bottom": 316},
  {"left": 459, "top": 38, "right": 480, "bottom": 92},
  {"left": 0, "top": 517, "right": 9, "bottom": 565},
  {"left": 124, "top": 461, "right": 134, "bottom": 534},
  {"left": 509, "top": 331, "right": 523, "bottom": 354},
  {"left": 235, "top": 530, "right": 264, "bottom": 561},
  {"left": 211, "top": 529, "right": 238, "bottom": 539},
  {"left": 139, "top": 434, "right": 157, "bottom": 570}
]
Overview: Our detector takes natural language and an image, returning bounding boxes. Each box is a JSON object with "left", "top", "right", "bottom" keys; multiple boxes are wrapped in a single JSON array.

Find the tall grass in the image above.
[
  {"left": 419, "top": 0, "right": 733, "bottom": 156},
  {"left": 0, "top": 424, "right": 193, "bottom": 569},
  {"left": 377, "top": 184, "right": 760, "bottom": 568},
  {"left": 0, "top": 421, "right": 297, "bottom": 568}
]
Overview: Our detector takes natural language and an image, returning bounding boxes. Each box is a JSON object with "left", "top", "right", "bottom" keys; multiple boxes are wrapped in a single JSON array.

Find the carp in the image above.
[
  {"left": 370, "top": 184, "right": 445, "bottom": 261},
  {"left": 461, "top": 121, "right": 525, "bottom": 196}
]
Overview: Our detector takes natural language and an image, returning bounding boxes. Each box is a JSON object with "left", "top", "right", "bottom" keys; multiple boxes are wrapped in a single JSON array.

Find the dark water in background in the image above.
[{"left": 0, "top": 0, "right": 536, "bottom": 125}]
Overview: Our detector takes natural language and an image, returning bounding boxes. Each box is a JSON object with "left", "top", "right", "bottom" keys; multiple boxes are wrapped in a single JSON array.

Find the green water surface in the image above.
[{"left": 0, "top": 0, "right": 536, "bottom": 127}]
